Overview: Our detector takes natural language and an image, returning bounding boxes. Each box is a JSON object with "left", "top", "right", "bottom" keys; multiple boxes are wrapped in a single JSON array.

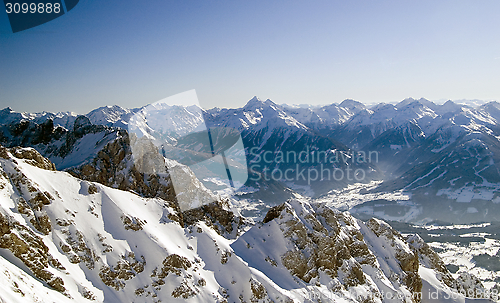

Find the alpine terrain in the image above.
[{"left": 0, "top": 96, "right": 499, "bottom": 302}]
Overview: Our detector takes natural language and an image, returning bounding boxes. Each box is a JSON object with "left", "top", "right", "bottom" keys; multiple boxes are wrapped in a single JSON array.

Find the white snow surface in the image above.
[{"left": 0, "top": 152, "right": 481, "bottom": 302}]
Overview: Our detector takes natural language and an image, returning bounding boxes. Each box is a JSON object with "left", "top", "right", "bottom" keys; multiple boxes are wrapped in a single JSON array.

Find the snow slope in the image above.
[{"left": 0, "top": 147, "right": 489, "bottom": 302}]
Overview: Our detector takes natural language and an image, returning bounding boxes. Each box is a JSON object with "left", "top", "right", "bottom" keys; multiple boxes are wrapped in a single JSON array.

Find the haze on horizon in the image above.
[
  {"left": 1, "top": 95, "right": 494, "bottom": 116},
  {"left": 1, "top": 0, "right": 500, "bottom": 114}
]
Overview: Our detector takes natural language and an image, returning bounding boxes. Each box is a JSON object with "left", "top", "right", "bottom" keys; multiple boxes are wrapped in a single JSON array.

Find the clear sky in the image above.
[{"left": 1, "top": 0, "right": 500, "bottom": 113}]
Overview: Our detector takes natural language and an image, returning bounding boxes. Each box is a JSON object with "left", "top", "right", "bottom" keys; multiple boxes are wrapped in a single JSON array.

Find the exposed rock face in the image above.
[
  {"left": 0, "top": 144, "right": 56, "bottom": 171},
  {"left": 68, "top": 131, "right": 178, "bottom": 207},
  {"left": 0, "top": 149, "right": 67, "bottom": 295},
  {"left": 0, "top": 148, "right": 231, "bottom": 302},
  {"left": 182, "top": 199, "right": 247, "bottom": 237},
  {"left": 73, "top": 115, "right": 92, "bottom": 132},
  {"left": 0, "top": 212, "right": 66, "bottom": 294},
  {"left": 9, "top": 146, "right": 56, "bottom": 170},
  {"left": 0, "top": 115, "right": 247, "bottom": 238},
  {"left": 366, "top": 218, "right": 422, "bottom": 297},
  {"left": 450, "top": 272, "right": 488, "bottom": 299},
  {"left": 121, "top": 215, "right": 145, "bottom": 231},
  {"left": 0, "top": 118, "right": 65, "bottom": 147},
  {"left": 407, "top": 234, "right": 454, "bottom": 288},
  {"left": 262, "top": 203, "right": 286, "bottom": 223},
  {"left": 0, "top": 117, "right": 120, "bottom": 170},
  {"left": 232, "top": 199, "right": 421, "bottom": 302},
  {"left": 407, "top": 238, "right": 495, "bottom": 299},
  {"left": 69, "top": 132, "right": 248, "bottom": 238},
  {"left": 273, "top": 204, "right": 376, "bottom": 286},
  {"left": 0, "top": 147, "right": 55, "bottom": 235},
  {"left": 249, "top": 278, "right": 269, "bottom": 302},
  {"left": 232, "top": 199, "right": 494, "bottom": 303},
  {"left": 99, "top": 252, "right": 146, "bottom": 291}
]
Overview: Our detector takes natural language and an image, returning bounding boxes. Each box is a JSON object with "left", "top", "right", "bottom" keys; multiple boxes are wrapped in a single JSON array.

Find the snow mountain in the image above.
[
  {"left": 86, "top": 105, "right": 140, "bottom": 129},
  {"left": 0, "top": 115, "right": 122, "bottom": 170},
  {"left": 1, "top": 96, "right": 500, "bottom": 301},
  {"left": 204, "top": 97, "right": 381, "bottom": 198},
  {"left": 0, "top": 147, "right": 493, "bottom": 303},
  {"left": 3, "top": 96, "right": 500, "bottom": 223}
]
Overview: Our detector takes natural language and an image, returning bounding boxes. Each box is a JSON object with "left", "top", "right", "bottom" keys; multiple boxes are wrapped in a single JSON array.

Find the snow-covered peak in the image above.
[
  {"left": 128, "top": 103, "right": 206, "bottom": 143},
  {"left": 396, "top": 97, "right": 436, "bottom": 110},
  {"left": 242, "top": 96, "right": 277, "bottom": 111},
  {"left": 339, "top": 98, "right": 365, "bottom": 111},
  {"left": 209, "top": 97, "right": 309, "bottom": 132},
  {"left": 0, "top": 107, "right": 24, "bottom": 125},
  {"left": 478, "top": 101, "right": 500, "bottom": 124},
  {"left": 481, "top": 101, "right": 500, "bottom": 110},
  {"left": 396, "top": 97, "right": 418, "bottom": 108},
  {"left": 435, "top": 100, "right": 463, "bottom": 115},
  {"left": 343, "top": 97, "right": 449, "bottom": 137},
  {"left": 249, "top": 95, "right": 261, "bottom": 102},
  {"left": 0, "top": 107, "right": 78, "bottom": 129},
  {"left": 280, "top": 103, "right": 324, "bottom": 109},
  {"left": 280, "top": 100, "right": 365, "bottom": 129},
  {"left": 86, "top": 105, "right": 137, "bottom": 129}
]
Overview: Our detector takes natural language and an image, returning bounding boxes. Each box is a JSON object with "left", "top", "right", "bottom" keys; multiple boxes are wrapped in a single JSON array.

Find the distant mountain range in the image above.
[
  {"left": 1, "top": 96, "right": 500, "bottom": 223},
  {"left": 1, "top": 98, "right": 499, "bottom": 302}
]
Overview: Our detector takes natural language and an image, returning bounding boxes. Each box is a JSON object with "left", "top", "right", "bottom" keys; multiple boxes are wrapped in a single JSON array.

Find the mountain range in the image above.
[
  {"left": 1, "top": 96, "right": 500, "bottom": 302},
  {"left": 2, "top": 97, "right": 500, "bottom": 222}
]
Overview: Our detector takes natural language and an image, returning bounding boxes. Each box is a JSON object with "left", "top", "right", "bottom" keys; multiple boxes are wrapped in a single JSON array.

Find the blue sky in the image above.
[{"left": 1, "top": 0, "right": 500, "bottom": 113}]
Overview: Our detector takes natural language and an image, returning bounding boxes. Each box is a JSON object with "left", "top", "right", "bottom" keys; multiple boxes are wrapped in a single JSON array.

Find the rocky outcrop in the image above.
[
  {"left": 69, "top": 132, "right": 248, "bottom": 238},
  {"left": 0, "top": 146, "right": 489, "bottom": 303},
  {"left": 262, "top": 203, "right": 286, "bottom": 223},
  {"left": 1, "top": 115, "right": 247, "bottom": 239},
  {"left": 99, "top": 252, "right": 146, "bottom": 291},
  {"left": 9, "top": 146, "right": 56, "bottom": 170},
  {"left": 407, "top": 233, "right": 454, "bottom": 287},
  {"left": 367, "top": 218, "right": 422, "bottom": 297},
  {"left": 275, "top": 204, "right": 376, "bottom": 286},
  {"left": 0, "top": 119, "right": 65, "bottom": 147},
  {"left": 69, "top": 132, "right": 178, "bottom": 209},
  {"left": 0, "top": 148, "right": 55, "bottom": 235},
  {"left": 233, "top": 199, "right": 489, "bottom": 303},
  {"left": 182, "top": 199, "right": 247, "bottom": 237},
  {"left": 407, "top": 235, "right": 494, "bottom": 299},
  {"left": 232, "top": 200, "right": 384, "bottom": 301},
  {"left": 450, "top": 272, "right": 488, "bottom": 299},
  {"left": 0, "top": 117, "right": 119, "bottom": 167},
  {"left": 0, "top": 213, "right": 66, "bottom": 294},
  {"left": 0, "top": 145, "right": 56, "bottom": 171}
]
